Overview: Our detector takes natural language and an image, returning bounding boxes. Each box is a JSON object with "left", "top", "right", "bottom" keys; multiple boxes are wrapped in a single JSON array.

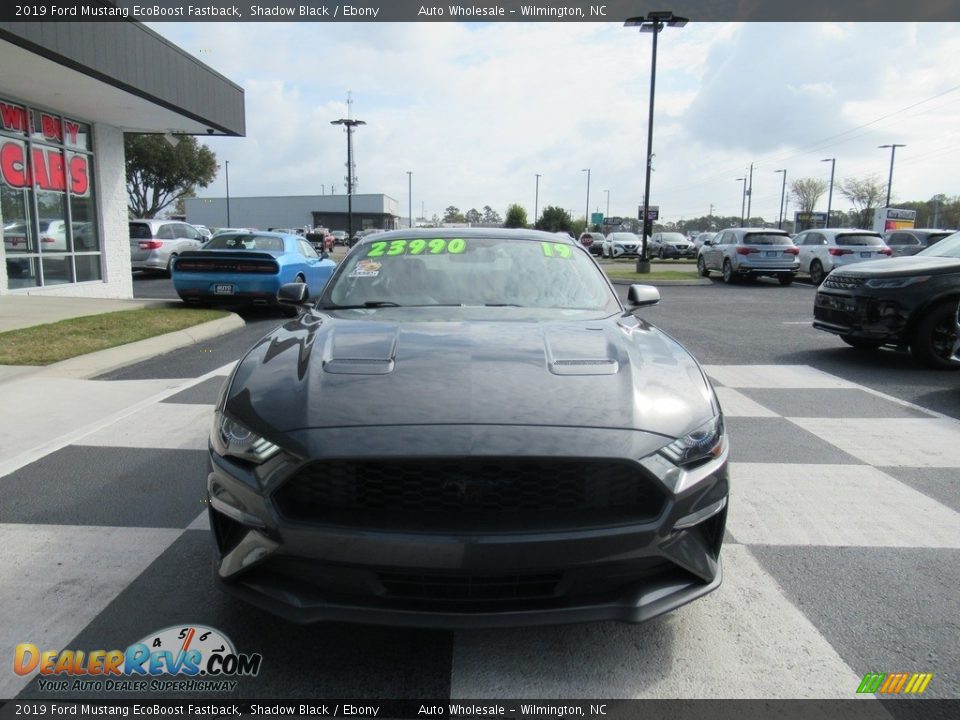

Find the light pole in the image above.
[
  {"left": 625, "top": 11, "right": 687, "bottom": 273},
  {"left": 534, "top": 173, "right": 541, "bottom": 226},
  {"left": 321, "top": 184, "right": 325, "bottom": 195},
  {"left": 774, "top": 169, "right": 787, "bottom": 229},
  {"left": 406, "top": 171, "right": 412, "bottom": 229},
  {"left": 581, "top": 168, "right": 590, "bottom": 230},
  {"left": 821, "top": 158, "right": 835, "bottom": 228},
  {"left": 604, "top": 189, "right": 610, "bottom": 219},
  {"left": 224, "top": 160, "right": 231, "bottom": 227},
  {"left": 736, "top": 177, "right": 746, "bottom": 227},
  {"left": 745, "top": 162, "right": 754, "bottom": 225},
  {"left": 330, "top": 117, "right": 366, "bottom": 242},
  {"left": 878, "top": 144, "right": 905, "bottom": 208}
]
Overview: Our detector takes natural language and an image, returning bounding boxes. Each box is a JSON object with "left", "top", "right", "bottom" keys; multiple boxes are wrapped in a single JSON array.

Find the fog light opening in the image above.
[{"left": 674, "top": 497, "right": 727, "bottom": 531}]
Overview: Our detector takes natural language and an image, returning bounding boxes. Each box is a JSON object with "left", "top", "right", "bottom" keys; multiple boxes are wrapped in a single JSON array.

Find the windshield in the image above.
[
  {"left": 662, "top": 233, "right": 687, "bottom": 242},
  {"left": 835, "top": 233, "right": 884, "bottom": 246},
  {"left": 918, "top": 231, "right": 960, "bottom": 258},
  {"left": 204, "top": 234, "right": 285, "bottom": 251},
  {"left": 743, "top": 233, "right": 792, "bottom": 245},
  {"left": 608, "top": 233, "right": 640, "bottom": 243},
  {"left": 323, "top": 236, "right": 618, "bottom": 311}
]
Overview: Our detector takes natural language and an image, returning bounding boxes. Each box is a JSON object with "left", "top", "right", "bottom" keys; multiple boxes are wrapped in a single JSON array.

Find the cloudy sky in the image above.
[{"left": 150, "top": 21, "right": 960, "bottom": 225}]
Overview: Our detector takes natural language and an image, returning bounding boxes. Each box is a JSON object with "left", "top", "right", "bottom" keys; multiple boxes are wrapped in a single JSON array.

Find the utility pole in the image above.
[
  {"left": 534, "top": 174, "right": 541, "bottom": 225},
  {"left": 746, "top": 162, "right": 754, "bottom": 225}
]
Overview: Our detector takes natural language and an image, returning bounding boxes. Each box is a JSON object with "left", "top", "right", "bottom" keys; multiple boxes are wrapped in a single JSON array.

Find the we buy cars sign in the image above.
[{"left": 0, "top": 102, "right": 89, "bottom": 195}]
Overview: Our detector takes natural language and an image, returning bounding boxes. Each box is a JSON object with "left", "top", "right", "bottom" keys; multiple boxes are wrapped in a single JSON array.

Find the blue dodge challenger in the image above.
[{"left": 172, "top": 231, "right": 336, "bottom": 313}]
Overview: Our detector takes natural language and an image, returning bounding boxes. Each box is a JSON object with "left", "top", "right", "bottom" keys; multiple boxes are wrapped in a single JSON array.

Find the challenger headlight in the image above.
[
  {"left": 659, "top": 414, "right": 725, "bottom": 468},
  {"left": 864, "top": 276, "right": 930, "bottom": 289},
  {"left": 211, "top": 410, "right": 281, "bottom": 463}
]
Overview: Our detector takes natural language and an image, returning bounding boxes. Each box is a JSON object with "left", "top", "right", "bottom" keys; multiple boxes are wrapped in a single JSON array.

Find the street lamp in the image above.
[
  {"left": 625, "top": 10, "right": 687, "bottom": 272},
  {"left": 878, "top": 144, "right": 905, "bottom": 208},
  {"left": 604, "top": 189, "right": 610, "bottom": 219},
  {"left": 330, "top": 117, "right": 366, "bottom": 243},
  {"left": 581, "top": 168, "right": 591, "bottom": 230},
  {"left": 736, "top": 177, "right": 746, "bottom": 227},
  {"left": 407, "top": 171, "right": 412, "bottom": 230},
  {"left": 774, "top": 169, "right": 787, "bottom": 229},
  {"left": 821, "top": 158, "right": 835, "bottom": 228},
  {"left": 224, "top": 160, "right": 231, "bottom": 227},
  {"left": 534, "top": 173, "right": 541, "bottom": 226}
]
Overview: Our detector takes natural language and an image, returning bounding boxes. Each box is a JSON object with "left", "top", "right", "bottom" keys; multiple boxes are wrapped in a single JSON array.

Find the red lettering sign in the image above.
[
  {"left": 0, "top": 142, "right": 28, "bottom": 186},
  {"left": 69, "top": 155, "right": 89, "bottom": 195},
  {"left": 0, "top": 103, "right": 28, "bottom": 133},
  {"left": 40, "top": 113, "right": 63, "bottom": 142},
  {"left": 0, "top": 141, "right": 89, "bottom": 195},
  {"left": 64, "top": 121, "right": 80, "bottom": 146}
]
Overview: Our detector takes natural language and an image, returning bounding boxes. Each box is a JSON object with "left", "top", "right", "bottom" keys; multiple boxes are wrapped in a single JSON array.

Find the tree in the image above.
[
  {"left": 504, "top": 204, "right": 528, "bottom": 228},
  {"left": 482, "top": 205, "right": 502, "bottom": 224},
  {"left": 789, "top": 178, "right": 827, "bottom": 214},
  {"left": 173, "top": 189, "right": 195, "bottom": 218},
  {"left": 442, "top": 206, "right": 465, "bottom": 223},
  {"left": 838, "top": 175, "right": 887, "bottom": 228},
  {"left": 465, "top": 208, "right": 482, "bottom": 224},
  {"left": 125, "top": 134, "right": 217, "bottom": 218},
  {"left": 535, "top": 206, "right": 572, "bottom": 233}
]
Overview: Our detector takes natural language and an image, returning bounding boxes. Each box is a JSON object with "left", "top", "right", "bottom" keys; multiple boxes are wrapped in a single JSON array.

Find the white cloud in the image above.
[{"left": 152, "top": 21, "right": 960, "bottom": 225}]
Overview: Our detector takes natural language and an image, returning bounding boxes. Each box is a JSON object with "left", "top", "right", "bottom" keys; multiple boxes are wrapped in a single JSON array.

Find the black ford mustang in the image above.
[{"left": 207, "top": 228, "right": 729, "bottom": 627}]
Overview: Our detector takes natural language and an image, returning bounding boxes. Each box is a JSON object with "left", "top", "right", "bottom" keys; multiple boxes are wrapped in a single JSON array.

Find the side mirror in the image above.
[
  {"left": 320, "top": 250, "right": 330, "bottom": 260},
  {"left": 624, "top": 284, "right": 660, "bottom": 315},
  {"left": 278, "top": 282, "right": 310, "bottom": 305},
  {"left": 703, "top": 240, "right": 712, "bottom": 246}
]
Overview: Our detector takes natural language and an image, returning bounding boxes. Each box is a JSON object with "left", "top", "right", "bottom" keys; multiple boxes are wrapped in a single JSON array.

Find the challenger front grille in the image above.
[
  {"left": 273, "top": 458, "right": 666, "bottom": 532},
  {"left": 823, "top": 273, "right": 865, "bottom": 289}
]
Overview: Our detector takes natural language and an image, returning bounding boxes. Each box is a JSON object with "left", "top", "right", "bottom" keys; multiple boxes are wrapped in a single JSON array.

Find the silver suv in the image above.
[
  {"left": 793, "top": 228, "right": 892, "bottom": 285},
  {"left": 129, "top": 220, "right": 205, "bottom": 274},
  {"left": 697, "top": 227, "right": 800, "bottom": 285}
]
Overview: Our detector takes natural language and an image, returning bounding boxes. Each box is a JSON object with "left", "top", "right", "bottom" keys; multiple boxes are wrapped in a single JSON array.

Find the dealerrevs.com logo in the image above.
[
  {"left": 857, "top": 672, "right": 934, "bottom": 695},
  {"left": 14, "top": 625, "right": 262, "bottom": 693}
]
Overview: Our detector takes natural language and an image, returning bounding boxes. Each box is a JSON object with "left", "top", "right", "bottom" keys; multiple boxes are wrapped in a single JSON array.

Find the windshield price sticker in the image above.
[
  {"left": 367, "top": 238, "right": 467, "bottom": 257},
  {"left": 541, "top": 242, "right": 573, "bottom": 258}
]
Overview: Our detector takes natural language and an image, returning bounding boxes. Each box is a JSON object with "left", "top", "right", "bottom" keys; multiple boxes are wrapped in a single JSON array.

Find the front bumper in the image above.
[
  {"left": 207, "top": 425, "right": 729, "bottom": 627},
  {"left": 813, "top": 289, "right": 909, "bottom": 342}
]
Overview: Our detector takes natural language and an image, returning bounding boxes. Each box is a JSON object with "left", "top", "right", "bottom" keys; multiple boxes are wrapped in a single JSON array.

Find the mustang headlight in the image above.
[
  {"left": 211, "top": 410, "right": 281, "bottom": 463},
  {"left": 864, "top": 275, "right": 930, "bottom": 289},
  {"left": 659, "top": 414, "right": 725, "bottom": 468}
]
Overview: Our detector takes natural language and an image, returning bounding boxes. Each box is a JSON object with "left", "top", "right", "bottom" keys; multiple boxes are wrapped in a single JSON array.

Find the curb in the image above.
[{"left": 24, "top": 313, "right": 246, "bottom": 380}]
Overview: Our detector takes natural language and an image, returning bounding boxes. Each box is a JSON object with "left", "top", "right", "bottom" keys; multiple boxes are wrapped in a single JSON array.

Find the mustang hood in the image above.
[{"left": 225, "top": 311, "right": 718, "bottom": 440}]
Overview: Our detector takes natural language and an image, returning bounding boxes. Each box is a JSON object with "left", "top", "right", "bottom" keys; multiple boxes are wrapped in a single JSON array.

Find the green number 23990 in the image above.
[{"left": 367, "top": 238, "right": 467, "bottom": 257}]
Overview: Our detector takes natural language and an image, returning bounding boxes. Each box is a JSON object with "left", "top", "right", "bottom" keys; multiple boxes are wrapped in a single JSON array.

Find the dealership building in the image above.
[
  {"left": 185, "top": 194, "right": 401, "bottom": 235},
  {"left": 0, "top": 22, "right": 244, "bottom": 298}
]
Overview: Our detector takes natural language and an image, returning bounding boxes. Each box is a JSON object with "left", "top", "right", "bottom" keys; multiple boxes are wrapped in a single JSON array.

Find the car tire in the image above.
[
  {"left": 722, "top": 260, "right": 736, "bottom": 284},
  {"left": 657, "top": 248, "right": 665, "bottom": 260},
  {"left": 165, "top": 253, "right": 178, "bottom": 277},
  {"left": 841, "top": 335, "right": 883, "bottom": 350},
  {"left": 697, "top": 256, "right": 710, "bottom": 278},
  {"left": 778, "top": 274, "right": 794, "bottom": 286},
  {"left": 910, "top": 301, "right": 960, "bottom": 370},
  {"left": 809, "top": 260, "right": 825, "bottom": 286}
]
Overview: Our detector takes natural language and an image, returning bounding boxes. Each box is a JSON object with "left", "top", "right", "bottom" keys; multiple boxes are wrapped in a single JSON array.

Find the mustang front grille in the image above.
[
  {"left": 273, "top": 458, "right": 667, "bottom": 531},
  {"left": 377, "top": 572, "right": 562, "bottom": 601}
]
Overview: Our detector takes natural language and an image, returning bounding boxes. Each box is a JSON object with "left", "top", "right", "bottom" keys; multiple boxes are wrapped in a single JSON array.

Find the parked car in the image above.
[
  {"left": 129, "top": 220, "right": 206, "bottom": 275},
  {"left": 351, "top": 228, "right": 382, "bottom": 247},
  {"left": 601, "top": 232, "right": 643, "bottom": 259},
  {"left": 953, "top": 299, "right": 960, "bottom": 365},
  {"left": 694, "top": 232, "right": 717, "bottom": 250},
  {"left": 812, "top": 230, "right": 960, "bottom": 369},
  {"left": 578, "top": 232, "right": 605, "bottom": 256},
  {"left": 208, "top": 228, "right": 728, "bottom": 626},
  {"left": 331, "top": 230, "right": 349, "bottom": 246},
  {"left": 697, "top": 227, "right": 799, "bottom": 285},
  {"left": 3, "top": 219, "right": 69, "bottom": 252},
  {"left": 650, "top": 232, "right": 696, "bottom": 260},
  {"left": 793, "top": 229, "right": 892, "bottom": 285},
  {"left": 883, "top": 229, "right": 954, "bottom": 257},
  {"left": 193, "top": 224, "right": 213, "bottom": 241},
  {"left": 171, "top": 231, "right": 336, "bottom": 314}
]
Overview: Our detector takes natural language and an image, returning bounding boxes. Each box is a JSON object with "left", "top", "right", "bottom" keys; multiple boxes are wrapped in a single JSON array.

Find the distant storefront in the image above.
[
  {"left": 185, "top": 194, "right": 401, "bottom": 235},
  {"left": 0, "top": 22, "right": 245, "bottom": 298}
]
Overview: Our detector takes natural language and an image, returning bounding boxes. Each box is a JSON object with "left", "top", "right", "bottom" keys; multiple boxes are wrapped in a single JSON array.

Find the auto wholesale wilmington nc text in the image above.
[{"left": 417, "top": 5, "right": 608, "bottom": 17}]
